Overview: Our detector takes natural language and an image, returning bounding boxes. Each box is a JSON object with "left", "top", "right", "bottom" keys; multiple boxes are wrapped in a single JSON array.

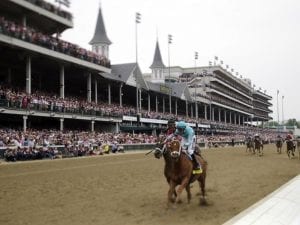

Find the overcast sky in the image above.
[{"left": 50, "top": 0, "right": 299, "bottom": 121}]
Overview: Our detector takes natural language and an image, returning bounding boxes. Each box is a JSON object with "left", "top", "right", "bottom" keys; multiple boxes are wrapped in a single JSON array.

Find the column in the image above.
[
  {"left": 87, "top": 73, "right": 91, "bottom": 102},
  {"left": 60, "top": 65, "right": 64, "bottom": 99},
  {"left": 224, "top": 110, "right": 227, "bottom": 123},
  {"left": 108, "top": 83, "right": 111, "bottom": 105},
  {"left": 234, "top": 113, "right": 237, "bottom": 125},
  {"left": 139, "top": 89, "right": 142, "bottom": 112},
  {"left": 218, "top": 108, "right": 221, "bottom": 122},
  {"left": 94, "top": 79, "right": 98, "bottom": 104},
  {"left": 60, "top": 118, "right": 64, "bottom": 131},
  {"left": 204, "top": 104, "right": 207, "bottom": 120},
  {"left": 212, "top": 107, "right": 215, "bottom": 121},
  {"left": 229, "top": 111, "right": 232, "bottom": 124},
  {"left": 23, "top": 115, "right": 28, "bottom": 132},
  {"left": 190, "top": 105, "right": 193, "bottom": 118},
  {"left": 195, "top": 102, "right": 198, "bottom": 120},
  {"left": 115, "top": 122, "right": 120, "bottom": 133},
  {"left": 238, "top": 114, "right": 241, "bottom": 126},
  {"left": 186, "top": 101, "right": 188, "bottom": 117},
  {"left": 26, "top": 56, "right": 31, "bottom": 94},
  {"left": 91, "top": 120, "right": 95, "bottom": 132}
]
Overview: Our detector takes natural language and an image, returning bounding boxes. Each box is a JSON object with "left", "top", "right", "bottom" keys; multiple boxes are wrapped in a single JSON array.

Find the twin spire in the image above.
[
  {"left": 89, "top": 4, "right": 111, "bottom": 45},
  {"left": 150, "top": 40, "right": 165, "bottom": 69},
  {"left": 90, "top": 3, "right": 166, "bottom": 83}
]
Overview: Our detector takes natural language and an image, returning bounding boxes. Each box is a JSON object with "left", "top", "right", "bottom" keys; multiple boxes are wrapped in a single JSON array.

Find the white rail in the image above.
[{"left": 223, "top": 175, "right": 300, "bottom": 225}]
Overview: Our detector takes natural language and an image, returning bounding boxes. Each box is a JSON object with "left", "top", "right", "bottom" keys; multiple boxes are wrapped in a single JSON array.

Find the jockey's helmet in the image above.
[{"left": 176, "top": 121, "right": 186, "bottom": 135}]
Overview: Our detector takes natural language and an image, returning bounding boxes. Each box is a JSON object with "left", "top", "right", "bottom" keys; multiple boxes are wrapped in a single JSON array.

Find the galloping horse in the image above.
[
  {"left": 245, "top": 137, "right": 254, "bottom": 153},
  {"left": 275, "top": 138, "right": 283, "bottom": 154},
  {"left": 286, "top": 140, "right": 295, "bottom": 159},
  {"left": 154, "top": 139, "right": 207, "bottom": 206},
  {"left": 253, "top": 137, "right": 263, "bottom": 156}
]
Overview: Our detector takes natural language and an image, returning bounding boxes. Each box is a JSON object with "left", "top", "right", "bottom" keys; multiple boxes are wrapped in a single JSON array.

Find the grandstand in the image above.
[{"left": 0, "top": 0, "right": 273, "bottom": 135}]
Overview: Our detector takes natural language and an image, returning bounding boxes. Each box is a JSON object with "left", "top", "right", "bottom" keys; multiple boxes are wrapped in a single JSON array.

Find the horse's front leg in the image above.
[
  {"left": 175, "top": 177, "right": 190, "bottom": 204},
  {"left": 167, "top": 181, "right": 176, "bottom": 207}
]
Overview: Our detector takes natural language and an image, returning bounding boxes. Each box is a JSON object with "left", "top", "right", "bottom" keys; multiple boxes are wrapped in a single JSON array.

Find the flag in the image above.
[
  {"left": 214, "top": 56, "right": 218, "bottom": 60},
  {"left": 277, "top": 90, "right": 279, "bottom": 95}
]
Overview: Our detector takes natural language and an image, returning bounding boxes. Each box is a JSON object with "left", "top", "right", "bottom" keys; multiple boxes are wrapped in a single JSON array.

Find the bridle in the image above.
[{"left": 169, "top": 140, "right": 182, "bottom": 159}]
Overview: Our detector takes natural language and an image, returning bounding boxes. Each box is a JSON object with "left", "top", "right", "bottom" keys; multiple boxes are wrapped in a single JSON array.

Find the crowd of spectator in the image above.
[
  {"left": 0, "top": 126, "right": 287, "bottom": 162},
  {"left": 0, "top": 86, "right": 285, "bottom": 138},
  {"left": 25, "top": 0, "right": 73, "bottom": 21},
  {"left": 0, "top": 16, "right": 110, "bottom": 68},
  {"left": 0, "top": 129, "right": 157, "bottom": 162},
  {"left": 0, "top": 86, "right": 136, "bottom": 118}
]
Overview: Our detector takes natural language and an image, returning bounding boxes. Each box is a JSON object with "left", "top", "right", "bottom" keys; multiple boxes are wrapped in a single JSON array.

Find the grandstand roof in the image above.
[
  {"left": 146, "top": 82, "right": 192, "bottom": 101},
  {"left": 150, "top": 40, "right": 165, "bottom": 69},
  {"left": 89, "top": 6, "right": 112, "bottom": 45},
  {"left": 100, "top": 63, "right": 148, "bottom": 90}
]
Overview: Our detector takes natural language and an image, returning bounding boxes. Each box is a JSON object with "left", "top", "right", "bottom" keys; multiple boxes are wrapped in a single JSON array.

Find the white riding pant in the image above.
[{"left": 181, "top": 135, "right": 196, "bottom": 155}]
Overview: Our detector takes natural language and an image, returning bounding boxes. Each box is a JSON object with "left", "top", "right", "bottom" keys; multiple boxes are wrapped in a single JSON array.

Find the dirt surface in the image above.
[{"left": 0, "top": 145, "right": 299, "bottom": 225}]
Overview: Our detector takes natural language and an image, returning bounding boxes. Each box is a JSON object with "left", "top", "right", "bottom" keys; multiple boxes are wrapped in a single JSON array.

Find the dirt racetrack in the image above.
[{"left": 0, "top": 145, "right": 299, "bottom": 225}]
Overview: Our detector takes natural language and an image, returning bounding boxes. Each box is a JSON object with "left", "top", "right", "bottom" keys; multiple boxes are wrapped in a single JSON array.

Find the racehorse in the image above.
[
  {"left": 275, "top": 138, "right": 283, "bottom": 154},
  {"left": 253, "top": 138, "right": 263, "bottom": 156},
  {"left": 286, "top": 140, "right": 295, "bottom": 159},
  {"left": 245, "top": 137, "right": 254, "bottom": 153},
  {"left": 154, "top": 139, "right": 207, "bottom": 207}
]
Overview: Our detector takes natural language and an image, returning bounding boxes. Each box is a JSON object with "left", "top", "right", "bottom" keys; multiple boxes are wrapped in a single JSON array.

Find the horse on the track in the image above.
[
  {"left": 245, "top": 137, "right": 254, "bottom": 153},
  {"left": 276, "top": 138, "right": 283, "bottom": 154},
  {"left": 286, "top": 140, "right": 296, "bottom": 159},
  {"left": 154, "top": 139, "right": 207, "bottom": 207},
  {"left": 253, "top": 137, "right": 263, "bottom": 156}
]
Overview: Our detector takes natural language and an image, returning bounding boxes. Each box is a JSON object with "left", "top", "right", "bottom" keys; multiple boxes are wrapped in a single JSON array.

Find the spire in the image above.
[
  {"left": 89, "top": 5, "right": 111, "bottom": 45},
  {"left": 150, "top": 40, "right": 165, "bottom": 69}
]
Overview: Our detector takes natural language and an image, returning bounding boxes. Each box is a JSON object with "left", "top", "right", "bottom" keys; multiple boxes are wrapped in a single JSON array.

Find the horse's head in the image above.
[{"left": 168, "top": 139, "right": 181, "bottom": 159}]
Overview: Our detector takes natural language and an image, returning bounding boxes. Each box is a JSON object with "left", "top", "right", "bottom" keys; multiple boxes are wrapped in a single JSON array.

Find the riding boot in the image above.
[{"left": 191, "top": 154, "right": 202, "bottom": 174}]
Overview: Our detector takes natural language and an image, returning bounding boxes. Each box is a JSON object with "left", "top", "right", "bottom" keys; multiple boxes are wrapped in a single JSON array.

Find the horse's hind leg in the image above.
[
  {"left": 185, "top": 185, "right": 191, "bottom": 204},
  {"left": 198, "top": 176, "right": 207, "bottom": 205}
]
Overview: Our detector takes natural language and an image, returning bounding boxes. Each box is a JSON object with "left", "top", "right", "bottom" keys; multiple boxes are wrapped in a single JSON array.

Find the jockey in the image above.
[
  {"left": 166, "top": 118, "right": 176, "bottom": 137},
  {"left": 175, "top": 121, "right": 202, "bottom": 174},
  {"left": 286, "top": 133, "right": 294, "bottom": 141}
]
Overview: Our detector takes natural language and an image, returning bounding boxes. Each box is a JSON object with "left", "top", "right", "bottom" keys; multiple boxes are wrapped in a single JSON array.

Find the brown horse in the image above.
[
  {"left": 245, "top": 137, "right": 254, "bottom": 153},
  {"left": 286, "top": 140, "right": 295, "bottom": 159},
  {"left": 276, "top": 138, "right": 283, "bottom": 154},
  {"left": 154, "top": 139, "right": 207, "bottom": 207},
  {"left": 253, "top": 138, "right": 263, "bottom": 156}
]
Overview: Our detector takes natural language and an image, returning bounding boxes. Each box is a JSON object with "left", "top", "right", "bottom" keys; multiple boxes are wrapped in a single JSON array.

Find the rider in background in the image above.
[
  {"left": 286, "top": 132, "right": 296, "bottom": 148},
  {"left": 286, "top": 132, "right": 294, "bottom": 141},
  {"left": 166, "top": 118, "right": 176, "bottom": 138},
  {"left": 175, "top": 121, "right": 202, "bottom": 174}
]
